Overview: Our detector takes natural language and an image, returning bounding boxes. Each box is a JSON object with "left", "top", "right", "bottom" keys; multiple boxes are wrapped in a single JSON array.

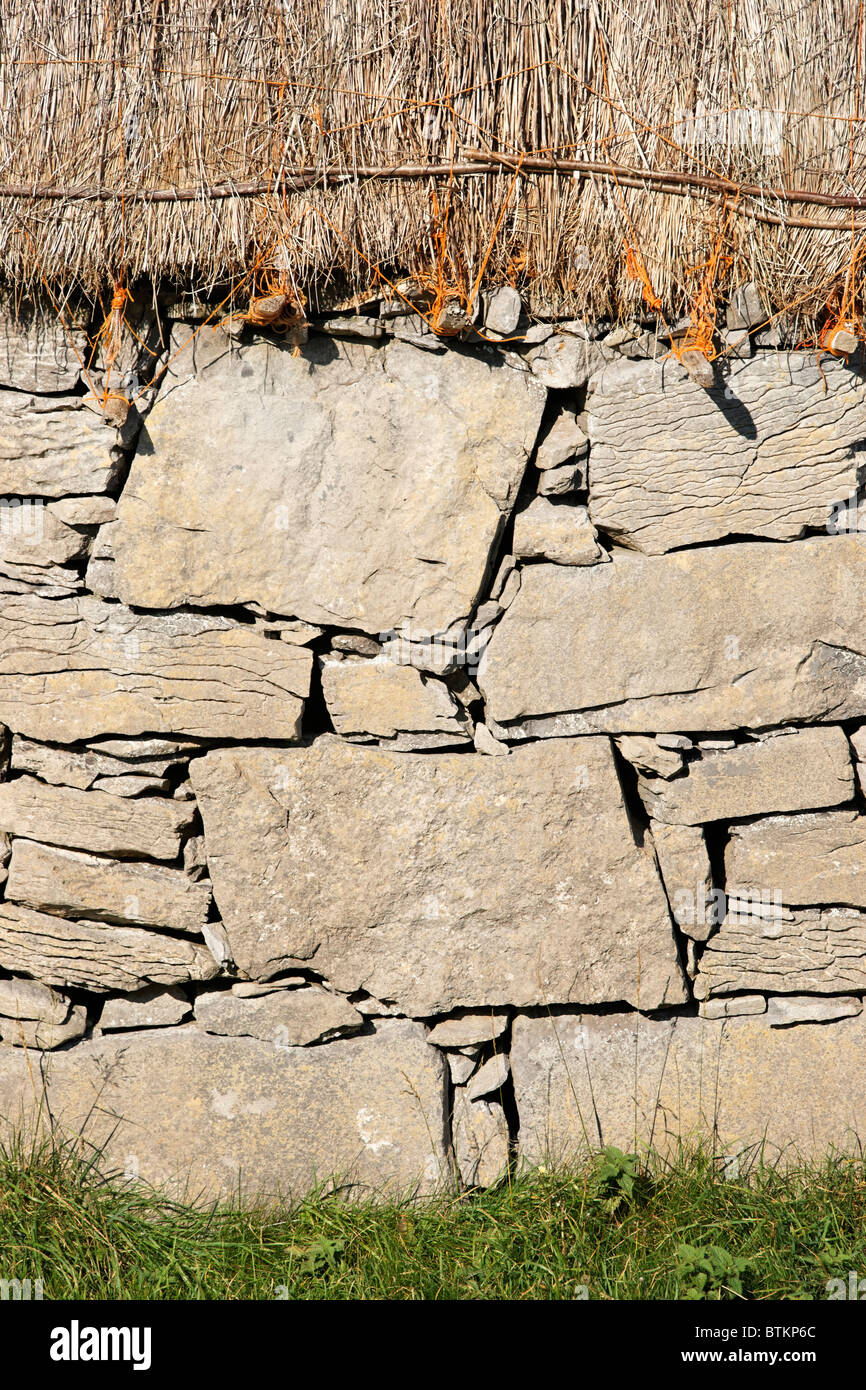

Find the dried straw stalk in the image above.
[{"left": 0, "top": 0, "right": 864, "bottom": 328}]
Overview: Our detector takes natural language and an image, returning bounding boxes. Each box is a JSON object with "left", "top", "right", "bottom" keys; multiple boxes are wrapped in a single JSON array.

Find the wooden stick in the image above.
[{"left": 0, "top": 153, "right": 862, "bottom": 229}]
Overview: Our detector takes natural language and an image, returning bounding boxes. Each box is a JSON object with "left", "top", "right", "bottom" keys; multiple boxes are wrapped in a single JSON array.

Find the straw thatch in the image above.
[{"left": 2, "top": 0, "right": 866, "bottom": 330}]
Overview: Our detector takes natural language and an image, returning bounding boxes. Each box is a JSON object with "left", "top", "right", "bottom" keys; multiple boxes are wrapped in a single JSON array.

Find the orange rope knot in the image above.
[
  {"left": 221, "top": 271, "right": 308, "bottom": 353},
  {"left": 819, "top": 239, "right": 866, "bottom": 358},
  {"left": 820, "top": 317, "right": 862, "bottom": 356},
  {"left": 623, "top": 241, "right": 661, "bottom": 314},
  {"left": 97, "top": 282, "right": 133, "bottom": 371},
  {"left": 245, "top": 292, "right": 293, "bottom": 326}
]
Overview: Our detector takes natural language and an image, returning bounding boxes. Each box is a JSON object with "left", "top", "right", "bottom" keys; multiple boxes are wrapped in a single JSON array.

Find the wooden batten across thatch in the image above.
[{"left": 1, "top": 0, "right": 866, "bottom": 333}]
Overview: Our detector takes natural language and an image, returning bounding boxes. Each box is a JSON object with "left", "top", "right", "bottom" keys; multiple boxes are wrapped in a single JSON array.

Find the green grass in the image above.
[{"left": 2, "top": 1136, "right": 866, "bottom": 1300}]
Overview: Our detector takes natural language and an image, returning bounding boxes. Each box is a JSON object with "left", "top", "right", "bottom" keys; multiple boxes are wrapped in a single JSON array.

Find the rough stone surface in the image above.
[
  {"left": 766, "top": 995, "right": 862, "bottom": 1026},
  {"left": 482, "top": 287, "right": 522, "bottom": 336},
  {"left": 699, "top": 995, "right": 767, "bottom": 1019},
  {"left": 427, "top": 1011, "right": 509, "bottom": 1048},
  {"left": 316, "top": 315, "right": 383, "bottom": 341},
  {"left": 194, "top": 986, "right": 364, "bottom": 1046},
  {"left": 0, "top": 1003, "right": 87, "bottom": 1050},
  {"left": 230, "top": 977, "right": 308, "bottom": 998},
  {"left": 0, "top": 393, "right": 124, "bottom": 496},
  {"left": 0, "top": 311, "right": 87, "bottom": 392},
  {"left": 0, "top": 976, "right": 70, "bottom": 1024},
  {"left": 0, "top": 594, "right": 311, "bottom": 742},
  {"left": 0, "top": 902, "right": 219, "bottom": 992},
  {"left": 99, "top": 985, "right": 191, "bottom": 1031},
  {"left": 3, "top": 321, "right": 866, "bottom": 1188},
  {"left": 49, "top": 495, "right": 117, "bottom": 527},
  {"left": 10, "top": 736, "right": 183, "bottom": 790},
  {"left": 320, "top": 660, "right": 470, "bottom": 742},
  {"left": 330, "top": 633, "right": 382, "bottom": 658},
  {"left": 512, "top": 1010, "right": 866, "bottom": 1162},
  {"left": 5, "top": 840, "right": 211, "bottom": 933},
  {"left": 587, "top": 355, "right": 865, "bottom": 552},
  {"left": 91, "top": 774, "right": 171, "bottom": 798},
  {"left": 639, "top": 728, "right": 854, "bottom": 825},
  {"left": 103, "top": 330, "right": 545, "bottom": 633},
  {"left": 650, "top": 821, "right": 715, "bottom": 941},
  {"left": 695, "top": 906, "right": 866, "bottom": 997},
  {"left": 726, "top": 810, "right": 866, "bottom": 908},
  {"left": 537, "top": 460, "right": 584, "bottom": 495},
  {"left": 0, "top": 503, "right": 90, "bottom": 581},
  {"left": 451, "top": 1090, "right": 509, "bottom": 1186},
  {"left": 190, "top": 736, "right": 686, "bottom": 1013},
  {"left": 473, "top": 722, "right": 510, "bottom": 756},
  {"left": 0, "top": 1020, "right": 447, "bottom": 1200},
  {"left": 535, "top": 413, "right": 589, "bottom": 470},
  {"left": 466, "top": 1052, "right": 510, "bottom": 1101},
  {"left": 512, "top": 499, "right": 604, "bottom": 565},
  {"left": 529, "top": 334, "right": 614, "bottom": 389},
  {"left": 479, "top": 537, "right": 866, "bottom": 733},
  {"left": 727, "top": 282, "right": 765, "bottom": 329},
  {"left": 618, "top": 736, "right": 685, "bottom": 779},
  {"left": 0, "top": 777, "right": 193, "bottom": 859},
  {"left": 447, "top": 1052, "right": 478, "bottom": 1084}
]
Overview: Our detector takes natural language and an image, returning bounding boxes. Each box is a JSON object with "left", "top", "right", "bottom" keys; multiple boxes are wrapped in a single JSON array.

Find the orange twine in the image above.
[{"left": 623, "top": 240, "right": 662, "bottom": 314}]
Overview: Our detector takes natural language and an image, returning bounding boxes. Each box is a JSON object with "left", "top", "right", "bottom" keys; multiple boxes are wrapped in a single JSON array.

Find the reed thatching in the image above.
[{"left": 2, "top": 0, "right": 866, "bottom": 331}]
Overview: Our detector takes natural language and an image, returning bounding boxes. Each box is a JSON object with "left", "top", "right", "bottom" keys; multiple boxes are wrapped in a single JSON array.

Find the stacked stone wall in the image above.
[{"left": 0, "top": 293, "right": 864, "bottom": 1196}]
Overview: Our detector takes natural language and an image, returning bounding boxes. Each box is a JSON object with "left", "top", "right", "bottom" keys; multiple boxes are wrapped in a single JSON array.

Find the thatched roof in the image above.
[{"left": 2, "top": 0, "right": 866, "bottom": 334}]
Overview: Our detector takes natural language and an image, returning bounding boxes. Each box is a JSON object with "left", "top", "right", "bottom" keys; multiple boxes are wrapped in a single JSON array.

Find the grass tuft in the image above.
[{"left": 2, "top": 1136, "right": 866, "bottom": 1300}]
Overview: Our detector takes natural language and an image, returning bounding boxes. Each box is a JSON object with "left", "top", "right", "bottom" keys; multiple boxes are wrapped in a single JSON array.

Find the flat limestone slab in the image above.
[
  {"left": 639, "top": 728, "right": 854, "bottom": 825},
  {"left": 0, "top": 593, "right": 311, "bottom": 741},
  {"left": 0, "top": 1021, "right": 447, "bottom": 1201},
  {"left": 193, "top": 985, "right": 364, "bottom": 1046},
  {"left": 0, "top": 393, "right": 123, "bottom": 495},
  {"left": 0, "top": 902, "right": 218, "bottom": 993},
  {"left": 319, "top": 660, "right": 469, "bottom": 741},
  {"left": 511, "top": 1010, "right": 866, "bottom": 1164},
  {"left": 190, "top": 735, "right": 687, "bottom": 1014},
  {"left": 0, "top": 776, "right": 193, "bottom": 859},
  {"left": 0, "top": 503, "right": 89, "bottom": 576},
  {"left": 695, "top": 906, "right": 866, "bottom": 997},
  {"left": 0, "top": 310, "right": 87, "bottom": 392},
  {"left": 587, "top": 354, "right": 866, "bottom": 552},
  {"left": 105, "top": 330, "right": 546, "bottom": 633},
  {"left": 5, "top": 840, "right": 211, "bottom": 932},
  {"left": 479, "top": 537, "right": 866, "bottom": 733},
  {"left": 726, "top": 809, "right": 866, "bottom": 906},
  {"left": 649, "top": 822, "right": 714, "bottom": 940}
]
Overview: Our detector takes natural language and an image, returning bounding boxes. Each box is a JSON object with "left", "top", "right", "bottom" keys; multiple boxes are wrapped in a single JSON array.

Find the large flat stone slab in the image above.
[
  {"left": 105, "top": 330, "right": 546, "bottom": 633},
  {"left": 190, "top": 735, "right": 686, "bottom": 1014},
  {"left": 0, "top": 593, "right": 311, "bottom": 740},
  {"left": 0, "top": 1021, "right": 447, "bottom": 1201},
  {"left": 587, "top": 355, "right": 866, "bottom": 552},
  {"left": 726, "top": 810, "right": 866, "bottom": 907},
  {"left": 695, "top": 905, "right": 866, "bottom": 997},
  {"left": 639, "top": 728, "right": 854, "bottom": 825},
  {"left": 479, "top": 537, "right": 866, "bottom": 734},
  {"left": 512, "top": 1010, "right": 866, "bottom": 1164}
]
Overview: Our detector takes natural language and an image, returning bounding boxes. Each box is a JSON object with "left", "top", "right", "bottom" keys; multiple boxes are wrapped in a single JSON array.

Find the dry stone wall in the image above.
[{"left": 1, "top": 296, "right": 866, "bottom": 1197}]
